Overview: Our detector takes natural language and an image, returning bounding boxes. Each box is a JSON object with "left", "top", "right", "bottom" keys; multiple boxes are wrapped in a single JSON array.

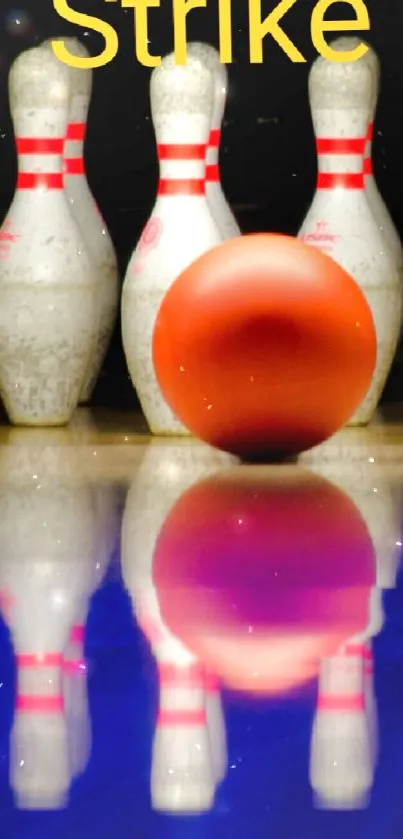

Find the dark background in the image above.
[{"left": 0, "top": 0, "right": 402, "bottom": 409}]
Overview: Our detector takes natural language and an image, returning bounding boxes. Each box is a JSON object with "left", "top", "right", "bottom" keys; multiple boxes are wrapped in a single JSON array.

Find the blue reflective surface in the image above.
[{"left": 0, "top": 434, "right": 401, "bottom": 839}]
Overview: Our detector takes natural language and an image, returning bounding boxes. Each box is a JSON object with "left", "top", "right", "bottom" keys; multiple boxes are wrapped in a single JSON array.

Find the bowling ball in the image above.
[
  {"left": 153, "top": 468, "right": 374, "bottom": 695},
  {"left": 152, "top": 234, "right": 376, "bottom": 459}
]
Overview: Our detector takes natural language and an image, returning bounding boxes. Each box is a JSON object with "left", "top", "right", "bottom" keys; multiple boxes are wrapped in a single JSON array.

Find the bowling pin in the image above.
[
  {"left": 205, "top": 672, "right": 228, "bottom": 783},
  {"left": 45, "top": 37, "right": 119, "bottom": 403},
  {"left": 302, "top": 436, "right": 403, "bottom": 775},
  {"left": 310, "top": 580, "right": 384, "bottom": 810},
  {"left": 310, "top": 644, "right": 373, "bottom": 809},
  {"left": 298, "top": 40, "right": 401, "bottom": 425},
  {"left": 63, "top": 483, "right": 119, "bottom": 777},
  {"left": 121, "top": 51, "right": 223, "bottom": 435},
  {"left": 187, "top": 42, "right": 240, "bottom": 239},
  {"left": 121, "top": 442, "right": 234, "bottom": 811},
  {"left": 362, "top": 39, "right": 403, "bottom": 365},
  {"left": 0, "top": 46, "right": 98, "bottom": 426},
  {"left": 360, "top": 41, "right": 403, "bottom": 276},
  {"left": 0, "top": 439, "right": 95, "bottom": 808},
  {"left": 301, "top": 430, "right": 402, "bottom": 590}
]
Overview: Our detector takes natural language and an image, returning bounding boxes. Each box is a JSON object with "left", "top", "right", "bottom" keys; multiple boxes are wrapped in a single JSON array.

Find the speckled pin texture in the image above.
[
  {"left": 150, "top": 51, "right": 214, "bottom": 119},
  {"left": 46, "top": 36, "right": 92, "bottom": 99},
  {"left": 299, "top": 43, "right": 402, "bottom": 426},
  {"left": 186, "top": 42, "right": 228, "bottom": 127},
  {"left": 43, "top": 37, "right": 119, "bottom": 404},
  {"left": 122, "top": 48, "right": 222, "bottom": 436},
  {"left": 0, "top": 45, "right": 98, "bottom": 427},
  {"left": 329, "top": 37, "right": 403, "bottom": 354},
  {"left": 309, "top": 39, "right": 373, "bottom": 111},
  {"left": 328, "top": 37, "right": 379, "bottom": 116},
  {"left": 186, "top": 42, "right": 240, "bottom": 240},
  {"left": 9, "top": 43, "right": 71, "bottom": 112}
]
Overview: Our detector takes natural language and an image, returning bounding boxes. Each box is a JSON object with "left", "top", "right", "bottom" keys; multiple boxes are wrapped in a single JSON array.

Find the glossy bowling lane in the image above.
[{"left": 0, "top": 408, "right": 402, "bottom": 838}]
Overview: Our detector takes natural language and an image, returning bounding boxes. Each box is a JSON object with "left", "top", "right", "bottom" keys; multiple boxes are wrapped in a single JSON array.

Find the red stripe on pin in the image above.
[
  {"left": 16, "top": 695, "right": 64, "bottom": 713},
  {"left": 364, "top": 158, "right": 373, "bottom": 175},
  {"left": 209, "top": 129, "right": 220, "bottom": 147},
  {"left": 17, "top": 653, "right": 64, "bottom": 667},
  {"left": 205, "top": 673, "right": 219, "bottom": 692},
  {"left": 367, "top": 123, "right": 374, "bottom": 141},
  {"left": 158, "top": 143, "right": 206, "bottom": 160},
  {"left": 317, "top": 173, "right": 364, "bottom": 189},
  {"left": 206, "top": 164, "right": 219, "bottom": 182},
  {"left": 66, "top": 122, "right": 86, "bottom": 141},
  {"left": 63, "top": 659, "right": 87, "bottom": 674},
  {"left": 158, "top": 709, "right": 206, "bottom": 727},
  {"left": 17, "top": 173, "right": 63, "bottom": 189},
  {"left": 318, "top": 694, "right": 365, "bottom": 711},
  {"left": 316, "top": 137, "right": 366, "bottom": 155},
  {"left": 16, "top": 137, "right": 64, "bottom": 154},
  {"left": 159, "top": 662, "right": 205, "bottom": 687},
  {"left": 339, "top": 643, "right": 366, "bottom": 657},
  {"left": 70, "top": 625, "right": 85, "bottom": 644},
  {"left": 64, "top": 158, "right": 85, "bottom": 175},
  {"left": 158, "top": 179, "right": 205, "bottom": 195}
]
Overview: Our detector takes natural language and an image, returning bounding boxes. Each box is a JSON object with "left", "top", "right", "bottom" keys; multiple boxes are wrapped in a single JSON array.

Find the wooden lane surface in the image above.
[{"left": 0, "top": 406, "right": 400, "bottom": 483}]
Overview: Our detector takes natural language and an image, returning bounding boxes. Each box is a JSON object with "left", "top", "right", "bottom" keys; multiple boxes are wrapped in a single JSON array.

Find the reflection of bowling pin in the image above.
[
  {"left": 187, "top": 42, "right": 240, "bottom": 239},
  {"left": 45, "top": 37, "right": 119, "bottom": 404},
  {"left": 298, "top": 39, "right": 401, "bottom": 425},
  {"left": 303, "top": 432, "right": 400, "bottom": 767},
  {"left": 310, "top": 582, "right": 384, "bottom": 810},
  {"left": 121, "top": 443, "right": 234, "bottom": 812},
  {"left": 121, "top": 51, "right": 222, "bottom": 435},
  {"left": 0, "top": 442, "right": 95, "bottom": 809},
  {"left": 301, "top": 431, "right": 401, "bottom": 590},
  {"left": 142, "top": 622, "right": 214, "bottom": 814},
  {"left": 302, "top": 440, "right": 401, "bottom": 807},
  {"left": 0, "top": 45, "right": 97, "bottom": 426},
  {"left": 63, "top": 483, "right": 120, "bottom": 778},
  {"left": 205, "top": 672, "right": 228, "bottom": 783},
  {"left": 310, "top": 643, "right": 373, "bottom": 809}
]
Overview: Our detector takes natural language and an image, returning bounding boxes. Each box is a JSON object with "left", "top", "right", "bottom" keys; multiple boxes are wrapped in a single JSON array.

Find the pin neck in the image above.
[
  {"left": 316, "top": 136, "right": 366, "bottom": 190},
  {"left": 206, "top": 128, "right": 220, "bottom": 170},
  {"left": 16, "top": 652, "right": 64, "bottom": 713},
  {"left": 157, "top": 662, "right": 207, "bottom": 727},
  {"left": 64, "top": 122, "right": 86, "bottom": 176},
  {"left": 364, "top": 123, "right": 374, "bottom": 176},
  {"left": 157, "top": 143, "right": 207, "bottom": 196},
  {"left": 16, "top": 137, "right": 64, "bottom": 190}
]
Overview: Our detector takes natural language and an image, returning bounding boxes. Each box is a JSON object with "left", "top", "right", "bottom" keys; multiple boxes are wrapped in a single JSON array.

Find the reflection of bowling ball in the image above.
[
  {"left": 153, "top": 468, "right": 374, "bottom": 695},
  {"left": 153, "top": 234, "right": 376, "bottom": 460}
]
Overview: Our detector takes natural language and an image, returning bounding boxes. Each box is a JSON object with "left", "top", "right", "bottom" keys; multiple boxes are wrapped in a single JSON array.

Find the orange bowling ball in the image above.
[
  {"left": 152, "top": 234, "right": 376, "bottom": 459},
  {"left": 153, "top": 468, "right": 375, "bottom": 695}
]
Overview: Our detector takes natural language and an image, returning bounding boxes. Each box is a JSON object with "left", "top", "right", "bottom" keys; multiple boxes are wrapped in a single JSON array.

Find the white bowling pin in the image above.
[
  {"left": 63, "top": 483, "right": 119, "bottom": 778},
  {"left": 361, "top": 42, "right": 403, "bottom": 275},
  {"left": 301, "top": 438, "right": 402, "bottom": 780},
  {"left": 362, "top": 40, "right": 403, "bottom": 365},
  {"left": 45, "top": 37, "right": 119, "bottom": 404},
  {"left": 310, "top": 588, "right": 383, "bottom": 812},
  {"left": 310, "top": 643, "right": 373, "bottom": 810},
  {"left": 187, "top": 42, "right": 240, "bottom": 239},
  {"left": 298, "top": 41, "right": 401, "bottom": 425},
  {"left": 301, "top": 431, "right": 402, "bottom": 590},
  {"left": 205, "top": 672, "right": 228, "bottom": 784},
  {"left": 121, "top": 442, "right": 235, "bottom": 811},
  {"left": 0, "top": 441, "right": 95, "bottom": 809},
  {"left": 121, "top": 51, "right": 222, "bottom": 435},
  {"left": 0, "top": 46, "right": 98, "bottom": 426}
]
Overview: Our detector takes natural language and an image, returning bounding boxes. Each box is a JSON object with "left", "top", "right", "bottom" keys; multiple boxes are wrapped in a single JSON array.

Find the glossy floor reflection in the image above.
[{"left": 0, "top": 410, "right": 402, "bottom": 838}]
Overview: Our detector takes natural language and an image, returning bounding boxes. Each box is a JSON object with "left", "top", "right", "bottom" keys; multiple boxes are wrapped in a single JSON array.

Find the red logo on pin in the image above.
[{"left": 138, "top": 218, "right": 163, "bottom": 254}]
